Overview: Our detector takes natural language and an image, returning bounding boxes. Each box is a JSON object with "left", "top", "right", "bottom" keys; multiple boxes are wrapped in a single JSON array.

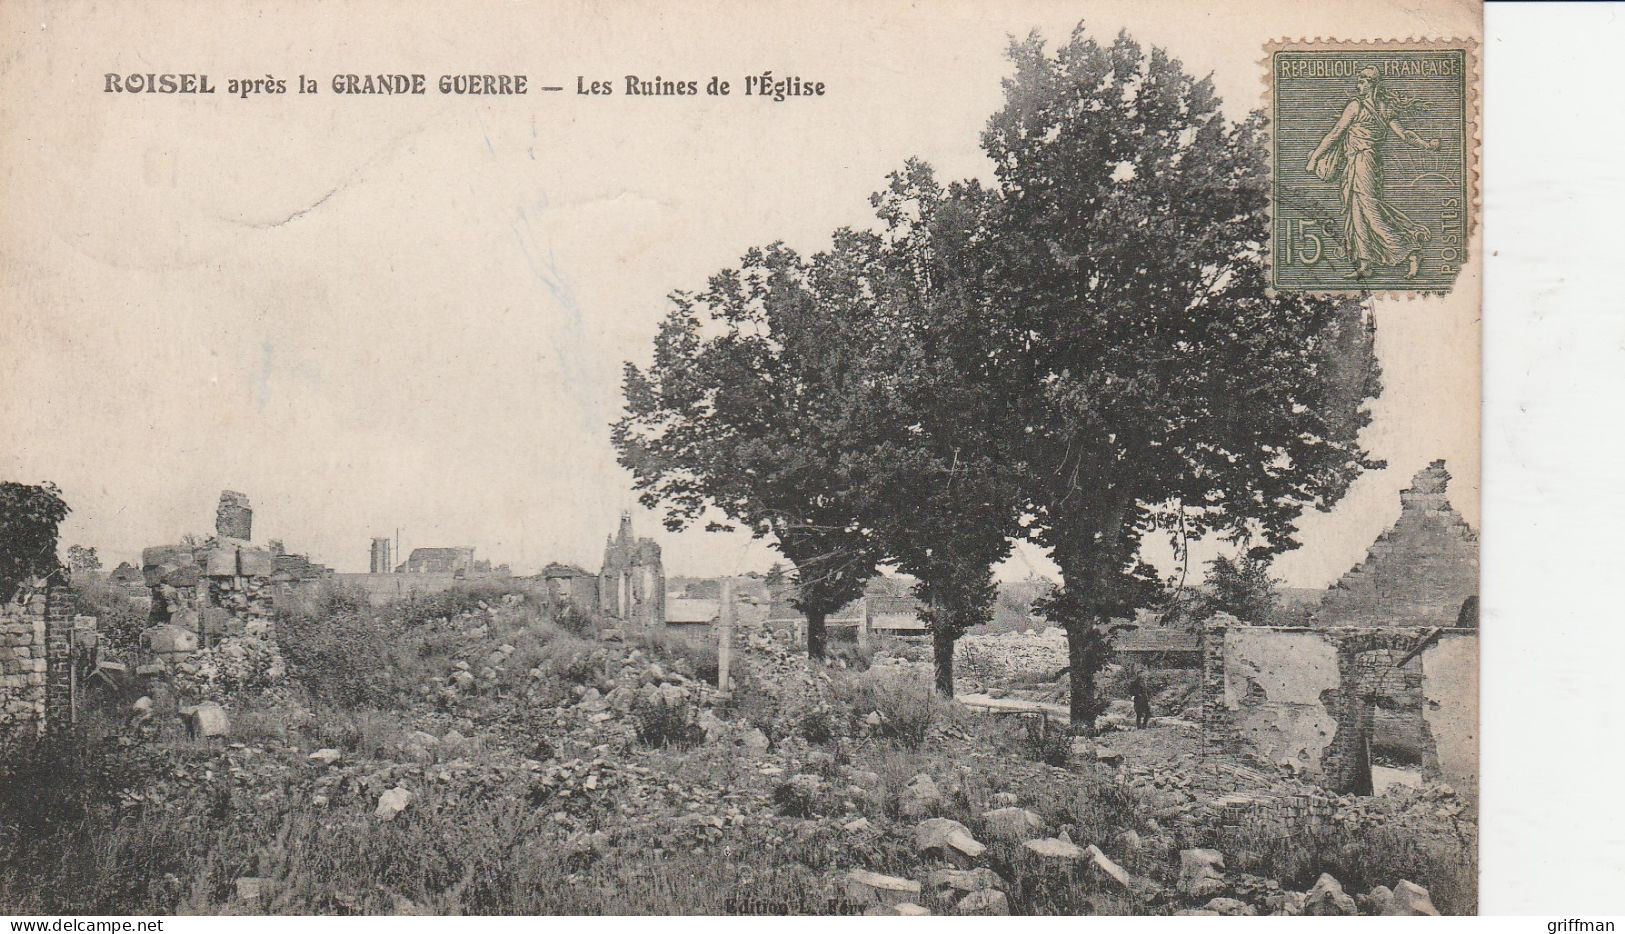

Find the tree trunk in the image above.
[
  {"left": 1066, "top": 623, "right": 1096, "bottom": 730},
  {"left": 932, "top": 626, "right": 955, "bottom": 697},
  {"left": 806, "top": 608, "right": 827, "bottom": 661}
]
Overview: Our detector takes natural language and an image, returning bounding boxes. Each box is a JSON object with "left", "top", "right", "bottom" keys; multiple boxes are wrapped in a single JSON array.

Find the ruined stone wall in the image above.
[
  {"left": 0, "top": 591, "right": 47, "bottom": 735},
  {"left": 1312, "top": 461, "right": 1479, "bottom": 629},
  {"left": 1207, "top": 626, "right": 1340, "bottom": 771},
  {"left": 1, "top": 585, "right": 92, "bottom": 736},
  {"left": 1203, "top": 623, "right": 1478, "bottom": 795},
  {"left": 1421, "top": 634, "right": 1478, "bottom": 794}
]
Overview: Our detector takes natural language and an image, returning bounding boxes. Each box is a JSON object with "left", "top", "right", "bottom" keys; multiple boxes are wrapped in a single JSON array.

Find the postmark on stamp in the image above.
[{"left": 1268, "top": 41, "right": 1477, "bottom": 293}]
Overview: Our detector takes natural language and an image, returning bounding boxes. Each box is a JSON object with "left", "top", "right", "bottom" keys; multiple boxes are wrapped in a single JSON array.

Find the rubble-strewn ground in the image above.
[{"left": 0, "top": 586, "right": 1475, "bottom": 915}]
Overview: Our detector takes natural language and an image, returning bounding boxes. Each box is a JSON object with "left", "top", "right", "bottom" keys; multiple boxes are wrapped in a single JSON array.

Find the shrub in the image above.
[
  {"left": 276, "top": 608, "right": 406, "bottom": 709},
  {"left": 639, "top": 627, "right": 720, "bottom": 684},
  {"left": 836, "top": 668, "right": 936, "bottom": 748},
  {"left": 70, "top": 576, "right": 148, "bottom": 656},
  {"left": 551, "top": 603, "right": 595, "bottom": 637},
  {"left": 540, "top": 634, "right": 603, "bottom": 686},
  {"left": 631, "top": 691, "right": 703, "bottom": 748},
  {"left": 0, "top": 725, "right": 146, "bottom": 855},
  {"left": 1023, "top": 714, "right": 1072, "bottom": 766},
  {"left": 795, "top": 703, "right": 841, "bottom": 745},
  {"left": 722, "top": 678, "right": 783, "bottom": 744}
]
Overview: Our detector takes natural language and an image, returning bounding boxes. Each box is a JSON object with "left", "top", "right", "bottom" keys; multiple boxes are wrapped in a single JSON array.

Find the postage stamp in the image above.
[{"left": 1268, "top": 41, "right": 1478, "bottom": 293}]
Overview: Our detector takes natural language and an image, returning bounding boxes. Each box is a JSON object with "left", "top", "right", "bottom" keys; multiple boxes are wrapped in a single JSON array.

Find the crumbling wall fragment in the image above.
[
  {"left": 1222, "top": 627, "right": 1340, "bottom": 773},
  {"left": 1420, "top": 633, "right": 1478, "bottom": 794}
]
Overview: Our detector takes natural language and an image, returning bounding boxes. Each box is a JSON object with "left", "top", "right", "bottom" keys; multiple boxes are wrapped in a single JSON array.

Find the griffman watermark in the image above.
[{"left": 1548, "top": 921, "right": 1617, "bottom": 933}]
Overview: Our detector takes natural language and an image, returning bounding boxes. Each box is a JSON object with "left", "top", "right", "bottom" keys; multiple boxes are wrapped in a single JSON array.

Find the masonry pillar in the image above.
[
  {"left": 717, "top": 578, "right": 735, "bottom": 697},
  {"left": 43, "top": 583, "right": 74, "bottom": 734},
  {"left": 1200, "top": 620, "right": 1233, "bottom": 761}
]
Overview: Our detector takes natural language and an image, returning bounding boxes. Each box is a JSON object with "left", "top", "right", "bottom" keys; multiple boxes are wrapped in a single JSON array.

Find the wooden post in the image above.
[
  {"left": 717, "top": 577, "right": 735, "bottom": 697},
  {"left": 857, "top": 596, "right": 870, "bottom": 650}
]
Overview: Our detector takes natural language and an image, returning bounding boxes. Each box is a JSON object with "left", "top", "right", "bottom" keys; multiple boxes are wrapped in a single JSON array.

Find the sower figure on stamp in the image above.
[
  {"left": 1305, "top": 65, "right": 1442, "bottom": 280},
  {"left": 1129, "top": 674, "right": 1152, "bottom": 729}
]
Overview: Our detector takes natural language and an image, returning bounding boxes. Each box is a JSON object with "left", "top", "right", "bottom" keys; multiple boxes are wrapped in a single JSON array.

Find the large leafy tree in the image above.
[
  {"left": 1, "top": 481, "right": 71, "bottom": 601},
  {"left": 613, "top": 245, "right": 882, "bottom": 660},
  {"left": 837, "top": 162, "right": 1027, "bottom": 696},
  {"left": 983, "top": 29, "right": 1382, "bottom": 726},
  {"left": 1204, "top": 553, "right": 1280, "bottom": 624}
]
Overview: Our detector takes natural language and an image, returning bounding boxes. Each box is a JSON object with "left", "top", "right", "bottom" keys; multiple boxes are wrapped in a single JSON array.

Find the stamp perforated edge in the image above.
[{"left": 1261, "top": 37, "right": 1481, "bottom": 300}]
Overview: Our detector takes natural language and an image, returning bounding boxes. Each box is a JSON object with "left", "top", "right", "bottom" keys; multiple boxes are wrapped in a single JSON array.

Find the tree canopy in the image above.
[
  {"left": 1, "top": 481, "right": 71, "bottom": 601},
  {"left": 982, "top": 28, "right": 1381, "bottom": 723}
]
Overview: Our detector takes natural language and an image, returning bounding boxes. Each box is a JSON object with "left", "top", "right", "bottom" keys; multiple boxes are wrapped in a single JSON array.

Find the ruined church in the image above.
[{"left": 599, "top": 513, "right": 664, "bottom": 628}]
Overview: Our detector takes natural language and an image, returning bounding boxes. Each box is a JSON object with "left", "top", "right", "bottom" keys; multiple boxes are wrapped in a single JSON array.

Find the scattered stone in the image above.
[
  {"left": 1203, "top": 897, "right": 1256, "bottom": 916},
  {"left": 307, "top": 748, "right": 342, "bottom": 766},
  {"left": 375, "top": 786, "right": 415, "bottom": 821},
  {"left": 1084, "top": 844, "right": 1135, "bottom": 891},
  {"left": 894, "top": 903, "right": 931, "bottom": 916},
  {"left": 234, "top": 877, "right": 272, "bottom": 901},
  {"left": 899, "top": 772, "right": 944, "bottom": 818},
  {"left": 1364, "top": 885, "right": 1393, "bottom": 914},
  {"left": 1385, "top": 880, "right": 1440, "bottom": 916},
  {"left": 980, "top": 806, "right": 1043, "bottom": 843},
  {"left": 1302, "top": 873, "right": 1357, "bottom": 916},
  {"left": 132, "top": 696, "right": 153, "bottom": 713},
  {"left": 843, "top": 817, "right": 873, "bottom": 834},
  {"left": 1022, "top": 837, "right": 1084, "bottom": 861},
  {"left": 914, "top": 818, "right": 986, "bottom": 863},
  {"left": 926, "top": 867, "right": 1003, "bottom": 895},
  {"left": 990, "top": 791, "right": 1020, "bottom": 807},
  {"left": 179, "top": 702, "right": 230, "bottom": 738},
  {"left": 1177, "top": 848, "right": 1226, "bottom": 897},
  {"left": 844, "top": 869, "right": 921, "bottom": 906},
  {"left": 738, "top": 728, "right": 770, "bottom": 755},
  {"left": 955, "top": 889, "right": 1009, "bottom": 915}
]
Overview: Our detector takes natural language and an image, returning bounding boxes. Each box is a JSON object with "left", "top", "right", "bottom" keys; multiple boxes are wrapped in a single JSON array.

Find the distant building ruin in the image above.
[
  {"left": 369, "top": 537, "right": 393, "bottom": 574},
  {"left": 1201, "top": 461, "right": 1479, "bottom": 796},
  {"left": 143, "top": 490, "right": 278, "bottom": 647},
  {"left": 599, "top": 513, "right": 663, "bottom": 628},
  {"left": 399, "top": 546, "right": 476, "bottom": 576},
  {"left": 1310, "top": 459, "right": 1479, "bottom": 629},
  {"left": 215, "top": 490, "right": 253, "bottom": 540},
  {"left": 541, "top": 562, "right": 599, "bottom": 615}
]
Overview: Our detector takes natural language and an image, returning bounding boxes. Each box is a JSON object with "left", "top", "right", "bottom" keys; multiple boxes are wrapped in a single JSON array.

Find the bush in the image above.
[
  {"left": 540, "top": 634, "right": 604, "bottom": 686},
  {"left": 836, "top": 668, "right": 936, "bottom": 748},
  {"left": 1023, "top": 714, "right": 1072, "bottom": 766},
  {"left": 71, "top": 576, "right": 148, "bottom": 656},
  {"left": 795, "top": 703, "right": 841, "bottom": 745},
  {"left": 722, "top": 678, "right": 783, "bottom": 745},
  {"left": 639, "top": 627, "right": 720, "bottom": 684},
  {"left": 631, "top": 691, "right": 703, "bottom": 748},
  {"left": 276, "top": 608, "right": 407, "bottom": 709},
  {"left": 0, "top": 726, "right": 147, "bottom": 856},
  {"left": 551, "top": 603, "right": 595, "bottom": 637}
]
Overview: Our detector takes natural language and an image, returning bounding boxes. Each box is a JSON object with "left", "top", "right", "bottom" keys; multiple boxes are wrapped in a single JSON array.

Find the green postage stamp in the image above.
[{"left": 1269, "top": 41, "right": 1478, "bottom": 293}]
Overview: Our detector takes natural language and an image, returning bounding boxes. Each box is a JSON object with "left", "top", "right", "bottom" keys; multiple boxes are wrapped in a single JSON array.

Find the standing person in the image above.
[
  {"left": 1305, "top": 65, "right": 1442, "bottom": 280},
  {"left": 1129, "top": 674, "right": 1153, "bottom": 729}
]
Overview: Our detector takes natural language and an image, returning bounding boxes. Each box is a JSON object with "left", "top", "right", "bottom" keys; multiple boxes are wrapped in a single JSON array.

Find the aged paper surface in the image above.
[{"left": 0, "top": 0, "right": 1481, "bottom": 917}]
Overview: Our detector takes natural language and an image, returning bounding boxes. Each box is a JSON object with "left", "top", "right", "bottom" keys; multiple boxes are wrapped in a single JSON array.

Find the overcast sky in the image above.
[{"left": 0, "top": 0, "right": 1479, "bottom": 589}]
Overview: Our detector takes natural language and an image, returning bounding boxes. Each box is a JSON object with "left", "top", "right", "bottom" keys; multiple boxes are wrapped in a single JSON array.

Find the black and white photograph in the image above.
[{"left": 3, "top": 0, "right": 1610, "bottom": 921}]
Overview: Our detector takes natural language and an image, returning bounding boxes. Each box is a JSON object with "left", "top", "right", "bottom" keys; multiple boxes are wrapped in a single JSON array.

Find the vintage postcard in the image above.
[{"left": 0, "top": 0, "right": 1482, "bottom": 918}]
